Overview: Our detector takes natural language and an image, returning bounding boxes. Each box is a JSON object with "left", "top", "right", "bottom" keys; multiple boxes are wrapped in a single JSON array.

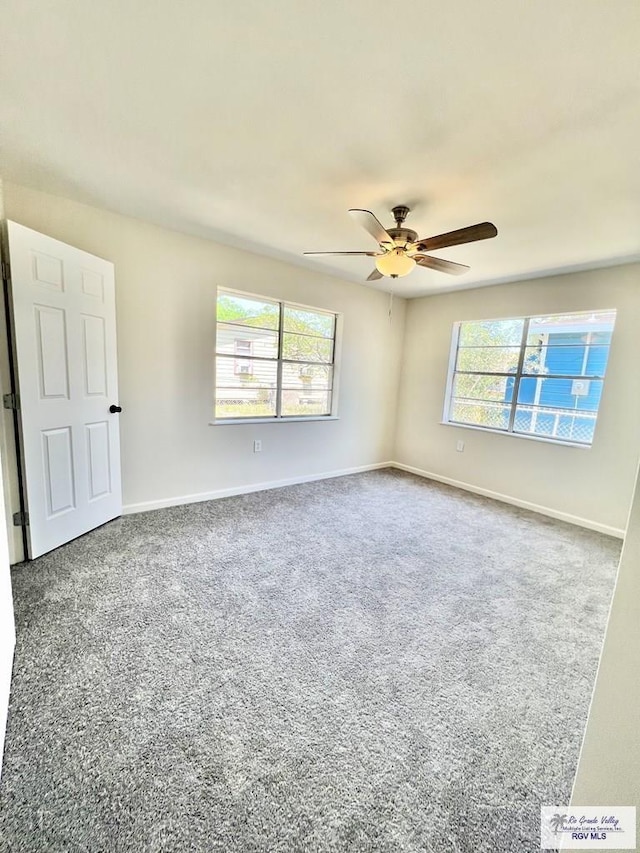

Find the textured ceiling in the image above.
[{"left": 1, "top": 0, "right": 639, "bottom": 297}]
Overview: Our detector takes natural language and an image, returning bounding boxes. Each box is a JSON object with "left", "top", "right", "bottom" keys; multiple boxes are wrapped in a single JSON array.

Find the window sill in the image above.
[
  {"left": 210, "top": 416, "right": 340, "bottom": 426},
  {"left": 439, "top": 421, "right": 591, "bottom": 449}
]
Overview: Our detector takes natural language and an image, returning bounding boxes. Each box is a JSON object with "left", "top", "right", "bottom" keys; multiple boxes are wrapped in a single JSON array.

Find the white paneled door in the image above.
[{"left": 6, "top": 221, "right": 122, "bottom": 559}]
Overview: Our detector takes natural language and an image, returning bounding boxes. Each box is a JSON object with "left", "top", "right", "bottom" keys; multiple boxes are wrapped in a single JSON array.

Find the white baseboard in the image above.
[
  {"left": 389, "top": 461, "right": 625, "bottom": 539},
  {"left": 123, "top": 459, "right": 625, "bottom": 539},
  {"left": 122, "top": 462, "right": 391, "bottom": 515}
]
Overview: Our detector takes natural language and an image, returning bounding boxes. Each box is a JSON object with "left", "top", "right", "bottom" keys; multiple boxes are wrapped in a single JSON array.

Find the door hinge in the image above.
[
  {"left": 3, "top": 392, "right": 19, "bottom": 410},
  {"left": 1, "top": 261, "right": 10, "bottom": 283},
  {"left": 13, "top": 511, "right": 29, "bottom": 527}
]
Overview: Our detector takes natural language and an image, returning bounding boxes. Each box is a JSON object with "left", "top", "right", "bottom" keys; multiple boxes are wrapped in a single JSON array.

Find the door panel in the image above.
[
  {"left": 81, "top": 268, "right": 104, "bottom": 300},
  {"left": 35, "top": 305, "right": 70, "bottom": 399},
  {"left": 32, "top": 251, "right": 64, "bottom": 290},
  {"left": 7, "top": 221, "right": 122, "bottom": 558},
  {"left": 81, "top": 315, "right": 107, "bottom": 396},
  {"left": 42, "top": 427, "right": 76, "bottom": 516},
  {"left": 86, "top": 421, "right": 111, "bottom": 500}
]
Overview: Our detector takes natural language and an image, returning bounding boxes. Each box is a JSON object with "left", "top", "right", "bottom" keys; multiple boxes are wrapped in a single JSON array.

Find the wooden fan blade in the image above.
[
  {"left": 413, "top": 222, "right": 497, "bottom": 252},
  {"left": 366, "top": 269, "right": 383, "bottom": 281},
  {"left": 414, "top": 254, "right": 470, "bottom": 275},
  {"left": 303, "top": 251, "right": 379, "bottom": 256},
  {"left": 348, "top": 209, "right": 394, "bottom": 248}
]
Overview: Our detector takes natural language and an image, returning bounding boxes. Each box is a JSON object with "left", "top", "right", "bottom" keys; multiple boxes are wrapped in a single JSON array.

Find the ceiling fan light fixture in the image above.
[{"left": 375, "top": 248, "right": 416, "bottom": 278}]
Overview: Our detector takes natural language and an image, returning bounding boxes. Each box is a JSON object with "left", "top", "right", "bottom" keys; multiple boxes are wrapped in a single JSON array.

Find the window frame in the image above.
[
  {"left": 442, "top": 309, "right": 616, "bottom": 448},
  {"left": 212, "top": 287, "right": 342, "bottom": 424}
]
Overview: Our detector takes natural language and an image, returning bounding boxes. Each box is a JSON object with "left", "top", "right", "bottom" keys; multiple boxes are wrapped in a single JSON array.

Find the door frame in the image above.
[
  {"left": 1, "top": 251, "right": 28, "bottom": 561},
  {"left": 0, "top": 204, "right": 18, "bottom": 780},
  {"left": 0, "top": 219, "right": 26, "bottom": 565}
]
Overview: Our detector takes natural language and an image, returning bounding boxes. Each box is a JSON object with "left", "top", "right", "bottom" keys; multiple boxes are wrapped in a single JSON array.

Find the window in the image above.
[
  {"left": 215, "top": 289, "right": 338, "bottom": 420},
  {"left": 444, "top": 310, "right": 616, "bottom": 445}
]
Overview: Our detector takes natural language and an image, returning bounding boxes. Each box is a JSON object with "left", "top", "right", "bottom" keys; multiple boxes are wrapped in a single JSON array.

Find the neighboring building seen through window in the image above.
[
  {"left": 445, "top": 310, "right": 616, "bottom": 445},
  {"left": 215, "top": 289, "right": 337, "bottom": 419},
  {"left": 233, "top": 339, "right": 253, "bottom": 375}
]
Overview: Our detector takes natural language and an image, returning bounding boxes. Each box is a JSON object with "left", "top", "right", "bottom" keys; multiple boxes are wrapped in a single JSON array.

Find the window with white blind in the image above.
[
  {"left": 215, "top": 289, "right": 338, "bottom": 420},
  {"left": 444, "top": 310, "right": 617, "bottom": 446}
]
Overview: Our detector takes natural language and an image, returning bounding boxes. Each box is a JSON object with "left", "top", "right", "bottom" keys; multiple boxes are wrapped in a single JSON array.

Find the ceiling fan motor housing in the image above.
[
  {"left": 389, "top": 206, "right": 416, "bottom": 246},
  {"left": 386, "top": 227, "right": 418, "bottom": 246}
]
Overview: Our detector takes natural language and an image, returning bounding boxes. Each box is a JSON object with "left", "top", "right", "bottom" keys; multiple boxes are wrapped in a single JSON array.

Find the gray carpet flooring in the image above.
[{"left": 0, "top": 469, "right": 621, "bottom": 852}]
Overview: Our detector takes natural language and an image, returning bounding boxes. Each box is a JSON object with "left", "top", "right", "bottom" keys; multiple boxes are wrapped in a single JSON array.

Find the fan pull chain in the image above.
[{"left": 388, "top": 289, "right": 394, "bottom": 322}]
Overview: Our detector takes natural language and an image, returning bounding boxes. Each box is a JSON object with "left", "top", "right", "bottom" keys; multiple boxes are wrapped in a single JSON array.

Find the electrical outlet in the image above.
[
  {"left": 253, "top": 440, "right": 262, "bottom": 453},
  {"left": 456, "top": 440, "right": 465, "bottom": 452}
]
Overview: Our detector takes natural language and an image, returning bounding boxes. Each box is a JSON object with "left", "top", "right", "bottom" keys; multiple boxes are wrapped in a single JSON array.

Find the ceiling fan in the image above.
[{"left": 304, "top": 206, "right": 497, "bottom": 280}]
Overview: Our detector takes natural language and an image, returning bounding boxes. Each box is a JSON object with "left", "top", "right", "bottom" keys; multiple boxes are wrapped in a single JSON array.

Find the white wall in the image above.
[
  {"left": 394, "top": 264, "right": 640, "bottom": 535},
  {"left": 2, "top": 183, "right": 406, "bottom": 529},
  {"left": 571, "top": 464, "right": 640, "bottom": 840}
]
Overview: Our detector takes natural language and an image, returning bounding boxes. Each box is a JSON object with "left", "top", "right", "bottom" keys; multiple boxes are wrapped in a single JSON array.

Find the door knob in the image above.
[{"left": 109, "top": 404, "right": 122, "bottom": 413}]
